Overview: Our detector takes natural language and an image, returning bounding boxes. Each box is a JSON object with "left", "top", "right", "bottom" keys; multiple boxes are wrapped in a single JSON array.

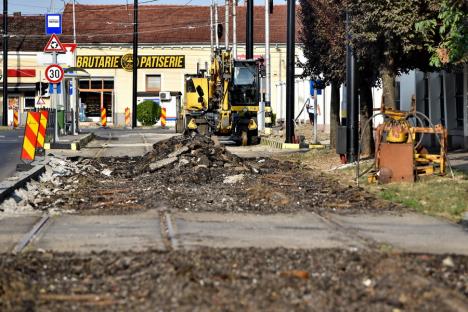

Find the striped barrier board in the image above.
[
  {"left": 101, "top": 107, "right": 107, "bottom": 127},
  {"left": 36, "top": 110, "right": 49, "bottom": 149},
  {"left": 13, "top": 110, "right": 19, "bottom": 128},
  {"left": 161, "top": 107, "right": 166, "bottom": 128},
  {"left": 21, "top": 112, "right": 41, "bottom": 161},
  {"left": 125, "top": 107, "right": 131, "bottom": 127}
]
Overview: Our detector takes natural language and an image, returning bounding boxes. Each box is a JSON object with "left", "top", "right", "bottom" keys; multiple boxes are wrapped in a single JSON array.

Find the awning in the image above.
[{"left": 0, "top": 83, "right": 36, "bottom": 92}]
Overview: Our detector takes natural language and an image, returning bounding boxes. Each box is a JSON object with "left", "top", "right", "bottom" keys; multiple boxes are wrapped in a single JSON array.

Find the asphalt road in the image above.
[{"left": 0, "top": 129, "right": 23, "bottom": 182}]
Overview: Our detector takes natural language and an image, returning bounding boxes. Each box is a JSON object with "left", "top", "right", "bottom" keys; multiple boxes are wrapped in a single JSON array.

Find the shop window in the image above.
[
  {"left": 24, "top": 97, "right": 35, "bottom": 110},
  {"left": 146, "top": 75, "right": 161, "bottom": 92},
  {"left": 394, "top": 81, "right": 401, "bottom": 110},
  {"left": 103, "top": 80, "right": 114, "bottom": 89},
  {"left": 79, "top": 80, "right": 90, "bottom": 89},
  {"left": 91, "top": 80, "right": 102, "bottom": 89}
]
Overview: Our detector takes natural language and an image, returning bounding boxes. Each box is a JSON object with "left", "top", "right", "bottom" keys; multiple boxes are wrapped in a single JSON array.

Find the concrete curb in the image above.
[
  {"left": 0, "top": 163, "right": 46, "bottom": 204},
  {"left": 260, "top": 137, "right": 328, "bottom": 150},
  {"left": 462, "top": 212, "right": 468, "bottom": 231},
  {"left": 44, "top": 132, "right": 95, "bottom": 151}
]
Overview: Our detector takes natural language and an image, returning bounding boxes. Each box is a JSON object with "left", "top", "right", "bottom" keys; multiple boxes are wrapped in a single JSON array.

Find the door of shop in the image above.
[
  {"left": 78, "top": 79, "right": 114, "bottom": 123},
  {"left": 7, "top": 96, "right": 20, "bottom": 126}
]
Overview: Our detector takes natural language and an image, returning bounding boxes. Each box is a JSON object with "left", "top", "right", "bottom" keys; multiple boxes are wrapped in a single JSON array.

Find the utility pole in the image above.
[
  {"left": 246, "top": 0, "right": 253, "bottom": 59},
  {"left": 214, "top": 1, "right": 219, "bottom": 48},
  {"left": 72, "top": 0, "right": 78, "bottom": 134},
  {"left": 210, "top": 0, "right": 214, "bottom": 57},
  {"left": 285, "top": 0, "right": 295, "bottom": 143},
  {"left": 345, "top": 11, "right": 358, "bottom": 162},
  {"left": 264, "top": 0, "right": 271, "bottom": 132},
  {"left": 225, "top": 0, "right": 229, "bottom": 49},
  {"left": 132, "top": 0, "right": 138, "bottom": 128},
  {"left": 2, "top": 0, "right": 8, "bottom": 126},
  {"left": 232, "top": 0, "right": 237, "bottom": 57}
]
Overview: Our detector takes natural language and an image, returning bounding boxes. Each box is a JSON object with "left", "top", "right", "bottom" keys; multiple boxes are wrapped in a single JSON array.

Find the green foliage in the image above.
[
  {"left": 415, "top": 0, "right": 467, "bottom": 67},
  {"left": 137, "top": 100, "right": 161, "bottom": 126},
  {"left": 298, "top": 0, "right": 347, "bottom": 85}
]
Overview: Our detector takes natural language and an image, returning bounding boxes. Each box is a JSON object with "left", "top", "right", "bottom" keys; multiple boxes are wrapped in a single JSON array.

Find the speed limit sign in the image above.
[{"left": 45, "top": 64, "right": 64, "bottom": 84}]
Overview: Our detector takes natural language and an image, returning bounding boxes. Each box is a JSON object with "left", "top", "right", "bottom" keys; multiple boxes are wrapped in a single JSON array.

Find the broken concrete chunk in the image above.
[
  {"left": 223, "top": 174, "right": 245, "bottom": 184},
  {"left": 149, "top": 157, "right": 178, "bottom": 172},
  {"left": 168, "top": 146, "right": 189, "bottom": 158}
]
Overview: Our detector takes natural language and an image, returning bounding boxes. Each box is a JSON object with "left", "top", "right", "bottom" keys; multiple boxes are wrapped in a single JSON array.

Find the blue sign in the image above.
[
  {"left": 310, "top": 80, "right": 322, "bottom": 96},
  {"left": 49, "top": 82, "right": 62, "bottom": 94},
  {"left": 69, "top": 82, "right": 73, "bottom": 95},
  {"left": 45, "top": 14, "right": 62, "bottom": 35}
]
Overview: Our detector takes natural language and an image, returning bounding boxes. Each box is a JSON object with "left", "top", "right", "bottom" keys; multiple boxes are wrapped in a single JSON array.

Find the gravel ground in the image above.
[
  {"left": 1, "top": 248, "right": 466, "bottom": 311},
  {"left": 1, "top": 134, "right": 400, "bottom": 216}
]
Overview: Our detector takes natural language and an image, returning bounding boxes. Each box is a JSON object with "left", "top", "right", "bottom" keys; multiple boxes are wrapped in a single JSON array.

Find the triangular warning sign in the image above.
[
  {"left": 44, "top": 34, "right": 66, "bottom": 53},
  {"left": 36, "top": 97, "right": 45, "bottom": 105}
]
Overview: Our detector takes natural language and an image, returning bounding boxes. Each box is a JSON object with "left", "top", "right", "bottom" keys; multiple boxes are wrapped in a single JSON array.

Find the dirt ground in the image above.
[
  {"left": 1, "top": 248, "right": 467, "bottom": 311},
  {"left": 1, "top": 134, "right": 467, "bottom": 311}
]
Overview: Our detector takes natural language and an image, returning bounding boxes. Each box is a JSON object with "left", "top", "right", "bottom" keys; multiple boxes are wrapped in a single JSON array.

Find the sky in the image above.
[{"left": 8, "top": 0, "right": 286, "bottom": 15}]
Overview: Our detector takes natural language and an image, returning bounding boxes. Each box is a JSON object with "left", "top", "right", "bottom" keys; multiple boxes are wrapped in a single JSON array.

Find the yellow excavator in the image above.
[{"left": 179, "top": 48, "right": 260, "bottom": 145}]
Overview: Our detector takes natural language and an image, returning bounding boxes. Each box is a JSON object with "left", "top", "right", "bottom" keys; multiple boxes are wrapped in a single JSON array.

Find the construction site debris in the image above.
[
  {"left": 0, "top": 248, "right": 466, "bottom": 311},
  {"left": 1, "top": 134, "right": 400, "bottom": 216}
]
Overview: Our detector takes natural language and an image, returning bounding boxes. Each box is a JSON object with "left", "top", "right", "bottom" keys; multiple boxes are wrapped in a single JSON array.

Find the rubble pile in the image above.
[{"left": 1, "top": 134, "right": 399, "bottom": 215}]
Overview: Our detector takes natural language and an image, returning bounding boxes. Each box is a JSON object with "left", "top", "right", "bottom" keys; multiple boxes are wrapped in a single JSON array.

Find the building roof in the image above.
[
  {"left": 62, "top": 3, "right": 297, "bottom": 45},
  {"left": 0, "top": 14, "right": 49, "bottom": 51},
  {"left": 0, "top": 4, "right": 300, "bottom": 51}
]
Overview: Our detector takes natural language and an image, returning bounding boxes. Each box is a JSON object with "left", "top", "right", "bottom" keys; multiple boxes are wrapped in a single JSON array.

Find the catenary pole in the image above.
[
  {"left": 246, "top": 0, "right": 253, "bottom": 59},
  {"left": 132, "top": 0, "right": 138, "bottom": 128},
  {"left": 215, "top": 1, "right": 219, "bottom": 48},
  {"left": 232, "top": 0, "right": 237, "bottom": 57},
  {"left": 72, "top": 0, "right": 78, "bottom": 134},
  {"left": 285, "top": 0, "right": 295, "bottom": 143},
  {"left": 264, "top": 0, "right": 271, "bottom": 131},
  {"left": 2, "top": 0, "right": 8, "bottom": 126},
  {"left": 225, "top": 0, "right": 229, "bottom": 49},
  {"left": 210, "top": 0, "right": 213, "bottom": 57},
  {"left": 345, "top": 11, "right": 358, "bottom": 162}
]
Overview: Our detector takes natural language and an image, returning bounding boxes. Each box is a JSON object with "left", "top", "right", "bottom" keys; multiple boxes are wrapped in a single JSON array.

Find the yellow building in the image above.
[{"left": 1, "top": 4, "right": 304, "bottom": 128}]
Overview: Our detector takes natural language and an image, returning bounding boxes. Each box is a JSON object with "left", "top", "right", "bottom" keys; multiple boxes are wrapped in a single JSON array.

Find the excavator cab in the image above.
[{"left": 230, "top": 60, "right": 260, "bottom": 145}]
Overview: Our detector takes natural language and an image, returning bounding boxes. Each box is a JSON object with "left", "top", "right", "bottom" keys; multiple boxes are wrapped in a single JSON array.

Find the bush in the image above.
[{"left": 137, "top": 100, "right": 161, "bottom": 126}]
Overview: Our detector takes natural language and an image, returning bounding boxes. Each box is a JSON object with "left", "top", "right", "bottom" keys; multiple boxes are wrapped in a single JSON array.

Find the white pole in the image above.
[
  {"left": 232, "top": 0, "right": 237, "bottom": 57},
  {"left": 265, "top": 0, "right": 271, "bottom": 123},
  {"left": 313, "top": 88, "right": 318, "bottom": 144},
  {"left": 72, "top": 0, "right": 78, "bottom": 134},
  {"left": 215, "top": 1, "right": 219, "bottom": 48},
  {"left": 53, "top": 51, "right": 59, "bottom": 142},
  {"left": 210, "top": 1, "right": 214, "bottom": 57},
  {"left": 225, "top": 0, "right": 229, "bottom": 49}
]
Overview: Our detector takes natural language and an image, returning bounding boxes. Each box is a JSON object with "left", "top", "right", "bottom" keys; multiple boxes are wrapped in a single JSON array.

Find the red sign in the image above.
[
  {"left": 63, "top": 43, "right": 77, "bottom": 53},
  {"left": 7, "top": 69, "right": 36, "bottom": 77},
  {"left": 44, "top": 34, "right": 66, "bottom": 53},
  {"left": 45, "top": 64, "right": 64, "bottom": 83}
]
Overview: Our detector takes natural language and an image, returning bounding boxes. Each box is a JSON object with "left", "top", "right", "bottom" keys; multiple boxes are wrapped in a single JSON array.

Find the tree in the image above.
[
  {"left": 415, "top": 0, "right": 467, "bottom": 67},
  {"left": 299, "top": 0, "right": 346, "bottom": 149},
  {"left": 348, "top": 0, "right": 439, "bottom": 108},
  {"left": 299, "top": 0, "right": 375, "bottom": 154}
]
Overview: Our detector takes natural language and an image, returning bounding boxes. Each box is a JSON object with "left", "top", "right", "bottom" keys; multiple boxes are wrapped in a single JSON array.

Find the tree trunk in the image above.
[
  {"left": 359, "top": 79, "right": 374, "bottom": 156},
  {"left": 329, "top": 81, "right": 340, "bottom": 149},
  {"left": 381, "top": 68, "right": 396, "bottom": 110}
]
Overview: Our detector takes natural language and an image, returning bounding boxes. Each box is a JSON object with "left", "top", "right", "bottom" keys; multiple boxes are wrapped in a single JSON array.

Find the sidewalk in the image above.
[
  {"left": 45, "top": 131, "right": 94, "bottom": 150},
  {"left": 448, "top": 150, "right": 468, "bottom": 173},
  {"left": 1, "top": 211, "right": 467, "bottom": 255}
]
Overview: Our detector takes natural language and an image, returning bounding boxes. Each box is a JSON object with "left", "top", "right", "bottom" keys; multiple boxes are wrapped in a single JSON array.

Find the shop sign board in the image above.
[{"left": 76, "top": 54, "right": 185, "bottom": 70}]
